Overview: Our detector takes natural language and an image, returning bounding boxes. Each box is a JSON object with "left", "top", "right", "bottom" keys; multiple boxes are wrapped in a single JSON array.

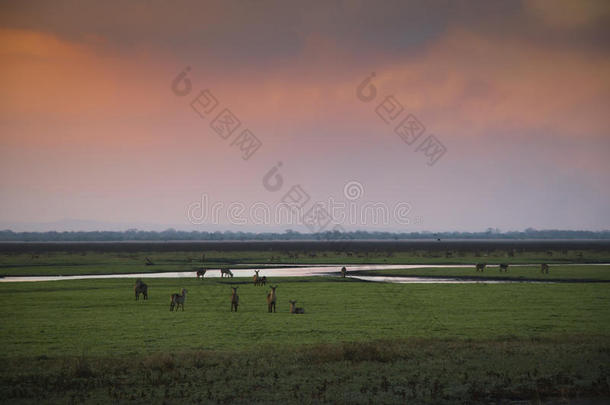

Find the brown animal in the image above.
[
  {"left": 541, "top": 263, "right": 549, "bottom": 274},
  {"left": 267, "top": 285, "right": 278, "bottom": 313},
  {"left": 134, "top": 279, "right": 148, "bottom": 300},
  {"left": 220, "top": 268, "right": 234, "bottom": 278},
  {"left": 231, "top": 287, "right": 239, "bottom": 312},
  {"left": 341, "top": 266, "right": 347, "bottom": 278},
  {"left": 289, "top": 300, "right": 305, "bottom": 314},
  {"left": 253, "top": 270, "right": 260, "bottom": 286},
  {"left": 475, "top": 263, "right": 486, "bottom": 272},
  {"left": 259, "top": 276, "right": 267, "bottom": 286},
  {"left": 499, "top": 263, "right": 509, "bottom": 272},
  {"left": 196, "top": 269, "right": 207, "bottom": 279},
  {"left": 170, "top": 288, "right": 187, "bottom": 312}
]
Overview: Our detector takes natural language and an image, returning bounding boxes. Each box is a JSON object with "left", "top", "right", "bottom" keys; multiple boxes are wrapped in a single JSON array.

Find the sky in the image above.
[{"left": 1, "top": 0, "right": 609, "bottom": 232}]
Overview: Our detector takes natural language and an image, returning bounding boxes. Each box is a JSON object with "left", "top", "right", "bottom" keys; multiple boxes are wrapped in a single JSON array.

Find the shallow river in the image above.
[{"left": 0, "top": 264, "right": 571, "bottom": 284}]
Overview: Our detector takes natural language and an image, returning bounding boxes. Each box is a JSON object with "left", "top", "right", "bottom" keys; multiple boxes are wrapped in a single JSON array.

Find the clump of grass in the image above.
[
  {"left": 304, "top": 341, "right": 395, "bottom": 364},
  {"left": 72, "top": 354, "right": 95, "bottom": 378},
  {"left": 142, "top": 353, "right": 175, "bottom": 371}
]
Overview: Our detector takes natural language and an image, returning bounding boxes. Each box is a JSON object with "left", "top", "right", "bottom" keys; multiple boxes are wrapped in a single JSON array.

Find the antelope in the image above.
[
  {"left": 145, "top": 257, "right": 154, "bottom": 266},
  {"left": 253, "top": 270, "right": 260, "bottom": 286},
  {"left": 475, "top": 263, "right": 486, "bottom": 272},
  {"left": 341, "top": 266, "right": 347, "bottom": 278},
  {"left": 267, "top": 285, "right": 278, "bottom": 313},
  {"left": 231, "top": 287, "right": 239, "bottom": 312},
  {"left": 259, "top": 276, "right": 267, "bottom": 286},
  {"left": 170, "top": 288, "right": 187, "bottom": 312},
  {"left": 220, "top": 268, "right": 234, "bottom": 278},
  {"left": 289, "top": 300, "right": 305, "bottom": 314},
  {"left": 134, "top": 279, "right": 148, "bottom": 300},
  {"left": 196, "top": 269, "right": 207, "bottom": 279},
  {"left": 499, "top": 263, "right": 509, "bottom": 272},
  {"left": 541, "top": 263, "right": 549, "bottom": 274}
]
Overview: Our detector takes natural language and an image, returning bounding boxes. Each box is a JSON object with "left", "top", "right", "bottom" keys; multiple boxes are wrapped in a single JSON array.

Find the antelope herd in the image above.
[
  {"left": 474, "top": 263, "right": 550, "bottom": 274},
  {"left": 134, "top": 261, "right": 554, "bottom": 314},
  {"left": 133, "top": 270, "right": 295, "bottom": 314}
]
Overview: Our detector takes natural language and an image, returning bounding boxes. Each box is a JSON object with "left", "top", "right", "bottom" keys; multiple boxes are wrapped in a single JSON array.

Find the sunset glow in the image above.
[{"left": 1, "top": 1, "right": 609, "bottom": 232}]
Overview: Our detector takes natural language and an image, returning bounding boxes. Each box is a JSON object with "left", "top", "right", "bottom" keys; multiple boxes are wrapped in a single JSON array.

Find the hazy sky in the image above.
[{"left": 1, "top": 0, "right": 609, "bottom": 232}]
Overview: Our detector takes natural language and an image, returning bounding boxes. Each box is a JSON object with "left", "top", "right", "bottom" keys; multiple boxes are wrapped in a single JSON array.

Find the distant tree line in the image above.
[{"left": 0, "top": 228, "right": 608, "bottom": 241}]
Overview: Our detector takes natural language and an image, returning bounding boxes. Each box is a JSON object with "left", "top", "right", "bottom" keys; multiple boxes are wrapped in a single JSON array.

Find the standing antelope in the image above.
[
  {"left": 289, "top": 300, "right": 305, "bottom": 314},
  {"left": 541, "top": 263, "right": 549, "bottom": 274},
  {"left": 220, "top": 268, "right": 234, "bottom": 278},
  {"left": 341, "top": 267, "right": 347, "bottom": 278},
  {"left": 134, "top": 279, "right": 148, "bottom": 300},
  {"left": 499, "top": 263, "right": 509, "bottom": 272},
  {"left": 475, "top": 263, "right": 486, "bottom": 272},
  {"left": 253, "top": 270, "right": 260, "bottom": 286},
  {"left": 231, "top": 287, "right": 239, "bottom": 312},
  {"left": 196, "top": 269, "right": 207, "bottom": 279},
  {"left": 170, "top": 288, "right": 187, "bottom": 312},
  {"left": 267, "top": 285, "right": 278, "bottom": 313},
  {"left": 259, "top": 276, "right": 267, "bottom": 286}
]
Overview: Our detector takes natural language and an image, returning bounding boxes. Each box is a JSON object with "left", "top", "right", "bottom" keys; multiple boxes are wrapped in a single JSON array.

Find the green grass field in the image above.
[
  {"left": 1, "top": 246, "right": 609, "bottom": 403},
  {"left": 2, "top": 277, "right": 609, "bottom": 356},
  {"left": 1, "top": 275, "right": 609, "bottom": 403}
]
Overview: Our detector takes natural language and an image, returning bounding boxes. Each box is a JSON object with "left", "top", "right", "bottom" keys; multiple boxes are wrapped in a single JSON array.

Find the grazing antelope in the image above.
[
  {"left": 289, "top": 300, "right": 305, "bottom": 314},
  {"left": 196, "top": 269, "right": 207, "bottom": 279},
  {"left": 134, "top": 279, "right": 148, "bottom": 300},
  {"left": 231, "top": 287, "right": 239, "bottom": 312},
  {"left": 341, "top": 266, "right": 347, "bottom": 278},
  {"left": 475, "top": 263, "right": 486, "bottom": 272},
  {"left": 499, "top": 263, "right": 509, "bottom": 272},
  {"left": 170, "top": 288, "right": 187, "bottom": 312},
  {"left": 253, "top": 270, "right": 260, "bottom": 286},
  {"left": 541, "top": 263, "right": 549, "bottom": 274},
  {"left": 220, "top": 268, "right": 234, "bottom": 278},
  {"left": 267, "top": 285, "right": 278, "bottom": 313}
]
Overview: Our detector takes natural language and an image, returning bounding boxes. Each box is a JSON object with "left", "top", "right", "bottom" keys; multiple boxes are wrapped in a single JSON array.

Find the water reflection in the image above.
[{"left": 0, "top": 264, "right": 558, "bottom": 284}]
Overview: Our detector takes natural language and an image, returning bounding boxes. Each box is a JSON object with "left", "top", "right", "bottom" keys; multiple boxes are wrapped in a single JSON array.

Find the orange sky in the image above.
[{"left": 1, "top": 1, "right": 609, "bottom": 231}]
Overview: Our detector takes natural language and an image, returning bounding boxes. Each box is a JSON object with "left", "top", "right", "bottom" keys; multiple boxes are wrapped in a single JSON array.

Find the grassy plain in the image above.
[
  {"left": 1, "top": 241, "right": 609, "bottom": 403},
  {"left": 1, "top": 275, "right": 609, "bottom": 403},
  {"left": 2, "top": 277, "right": 610, "bottom": 356}
]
